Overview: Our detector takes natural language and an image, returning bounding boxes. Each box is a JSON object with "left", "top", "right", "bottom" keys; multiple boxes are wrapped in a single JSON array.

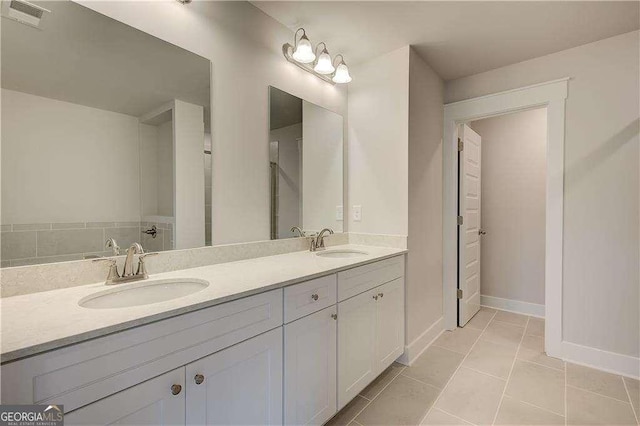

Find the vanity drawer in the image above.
[
  {"left": 1, "top": 289, "right": 283, "bottom": 413},
  {"left": 284, "top": 275, "right": 337, "bottom": 323},
  {"left": 337, "top": 256, "right": 404, "bottom": 301}
]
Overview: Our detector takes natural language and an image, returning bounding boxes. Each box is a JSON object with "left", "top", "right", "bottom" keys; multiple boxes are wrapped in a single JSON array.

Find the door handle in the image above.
[{"left": 478, "top": 229, "right": 486, "bottom": 235}]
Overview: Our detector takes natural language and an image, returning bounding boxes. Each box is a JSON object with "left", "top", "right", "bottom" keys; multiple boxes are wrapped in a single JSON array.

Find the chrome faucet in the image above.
[
  {"left": 290, "top": 226, "right": 305, "bottom": 237},
  {"left": 310, "top": 228, "right": 334, "bottom": 251},
  {"left": 93, "top": 242, "right": 158, "bottom": 285}
]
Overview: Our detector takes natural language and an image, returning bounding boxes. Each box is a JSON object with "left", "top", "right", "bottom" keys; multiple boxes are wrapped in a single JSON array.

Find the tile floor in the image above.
[{"left": 326, "top": 308, "right": 640, "bottom": 426}]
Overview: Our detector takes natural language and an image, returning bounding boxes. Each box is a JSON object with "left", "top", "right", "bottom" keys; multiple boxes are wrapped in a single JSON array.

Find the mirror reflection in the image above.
[
  {"left": 269, "top": 87, "right": 344, "bottom": 239},
  {"left": 0, "top": 1, "right": 211, "bottom": 267}
]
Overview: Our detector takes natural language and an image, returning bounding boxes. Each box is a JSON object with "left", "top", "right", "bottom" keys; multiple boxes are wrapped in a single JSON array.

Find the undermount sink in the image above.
[
  {"left": 79, "top": 278, "right": 209, "bottom": 309},
  {"left": 315, "top": 249, "right": 369, "bottom": 259}
]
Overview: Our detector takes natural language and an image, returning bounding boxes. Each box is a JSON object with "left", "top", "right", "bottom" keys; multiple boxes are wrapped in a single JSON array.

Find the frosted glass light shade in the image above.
[
  {"left": 332, "top": 63, "right": 352, "bottom": 83},
  {"left": 314, "top": 51, "right": 335, "bottom": 74},
  {"left": 292, "top": 36, "right": 315, "bottom": 63}
]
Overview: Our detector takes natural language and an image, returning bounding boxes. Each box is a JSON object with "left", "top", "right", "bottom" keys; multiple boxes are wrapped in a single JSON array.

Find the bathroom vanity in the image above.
[{"left": 0, "top": 248, "right": 406, "bottom": 425}]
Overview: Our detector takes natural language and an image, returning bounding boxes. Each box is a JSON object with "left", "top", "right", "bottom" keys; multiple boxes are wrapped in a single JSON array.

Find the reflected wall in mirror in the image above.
[
  {"left": 1, "top": 1, "right": 211, "bottom": 267},
  {"left": 269, "top": 87, "right": 344, "bottom": 239}
]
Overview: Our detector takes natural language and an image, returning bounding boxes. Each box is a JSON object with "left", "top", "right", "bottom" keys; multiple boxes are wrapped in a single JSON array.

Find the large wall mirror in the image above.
[
  {"left": 269, "top": 87, "right": 344, "bottom": 239},
  {"left": 1, "top": 1, "right": 211, "bottom": 267}
]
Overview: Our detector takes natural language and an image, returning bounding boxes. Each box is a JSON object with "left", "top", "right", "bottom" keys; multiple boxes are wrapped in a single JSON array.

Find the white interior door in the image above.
[{"left": 458, "top": 124, "right": 482, "bottom": 326}]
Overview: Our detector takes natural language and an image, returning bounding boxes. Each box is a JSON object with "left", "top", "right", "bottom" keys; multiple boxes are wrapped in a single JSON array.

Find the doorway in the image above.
[
  {"left": 457, "top": 108, "right": 548, "bottom": 327},
  {"left": 443, "top": 78, "right": 568, "bottom": 358}
]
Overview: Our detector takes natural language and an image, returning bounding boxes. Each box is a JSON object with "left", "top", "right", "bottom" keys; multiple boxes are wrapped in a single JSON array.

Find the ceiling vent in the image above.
[{"left": 1, "top": 0, "right": 50, "bottom": 29}]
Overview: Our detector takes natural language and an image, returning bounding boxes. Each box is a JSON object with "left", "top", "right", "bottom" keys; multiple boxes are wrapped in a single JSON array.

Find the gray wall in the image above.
[
  {"left": 447, "top": 30, "right": 639, "bottom": 358},
  {"left": 470, "top": 108, "right": 547, "bottom": 306}
]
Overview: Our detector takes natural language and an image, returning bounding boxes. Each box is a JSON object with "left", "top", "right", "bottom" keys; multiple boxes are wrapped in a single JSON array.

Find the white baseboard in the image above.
[
  {"left": 561, "top": 341, "right": 640, "bottom": 380},
  {"left": 396, "top": 317, "right": 444, "bottom": 366},
  {"left": 481, "top": 295, "right": 545, "bottom": 318}
]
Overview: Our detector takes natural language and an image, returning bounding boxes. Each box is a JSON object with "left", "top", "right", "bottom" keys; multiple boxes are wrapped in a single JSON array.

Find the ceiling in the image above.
[
  {"left": 253, "top": 1, "right": 640, "bottom": 81},
  {"left": 1, "top": 1, "right": 210, "bottom": 121}
]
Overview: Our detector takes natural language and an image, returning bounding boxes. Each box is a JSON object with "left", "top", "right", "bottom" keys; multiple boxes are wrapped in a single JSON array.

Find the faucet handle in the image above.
[
  {"left": 93, "top": 258, "right": 120, "bottom": 283},
  {"left": 136, "top": 252, "right": 158, "bottom": 278}
]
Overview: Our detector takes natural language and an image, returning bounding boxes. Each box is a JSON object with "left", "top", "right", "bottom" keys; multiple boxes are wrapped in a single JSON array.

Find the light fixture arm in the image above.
[
  {"left": 332, "top": 54, "right": 346, "bottom": 67},
  {"left": 293, "top": 28, "right": 306, "bottom": 49},
  {"left": 314, "top": 42, "right": 329, "bottom": 59}
]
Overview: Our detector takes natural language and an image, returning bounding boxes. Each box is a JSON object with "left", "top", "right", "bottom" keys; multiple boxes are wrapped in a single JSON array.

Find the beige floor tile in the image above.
[
  {"left": 466, "top": 308, "right": 496, "bottom": 330},
  {"left": 481, "top": 320, "right": 525, "bottom": 348},
  {"left": 517, "top": 335, "right": 565, "bottom": 371},
  {"left": 435, "top": 367, "right": 506, "bottom": 425},
  {"left": 359, "top": 362, "right": 405, "bottom": 399},
  {"left": 433, "top": 327, "right": 482, "bottom": 355},
  {"left": 526, "top": 317, "right": 545, "bottom": 337},
  {"left": 505, "top": 360, "right": 565, "bottom": 415},
  {"left": 403, "top": 346, "right": 465, "bottom": 389},
  {"left": 494, "top": 310, "right": 529, "bottom": 327},
  {"left": 422, "top": 408, "right": 472, "bottom": 425},
  {"left": 495, "top": 396, "right": 565, "bottom": 425},
  {"left": 624, "top": 376, "right": 640, "bottom": 417},
  {"left": 356, "top": 375, "right": 440, "bottom": 426},
  {"left": 326, "top": 395, "right": 370, "bottom": 426},
  {"left": 566, "top": 363, "right": 629, "bottom": 402},
  {"left": 463, "top": 339, "right": 517, "bottom": 379},
  {"left": 567, "top": 386, "right": 637, "bottom": 425}
]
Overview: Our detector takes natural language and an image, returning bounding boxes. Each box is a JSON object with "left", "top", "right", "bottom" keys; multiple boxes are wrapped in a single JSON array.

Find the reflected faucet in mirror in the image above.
[
  {"left": 290, "top": 226, "right": 305, "bottom": 237},
  {"left": 310, "top": 228, "right": 334, "bottom": 252},
  {"left": 93, "top": 243, "right": 158, "bottom": 285}
]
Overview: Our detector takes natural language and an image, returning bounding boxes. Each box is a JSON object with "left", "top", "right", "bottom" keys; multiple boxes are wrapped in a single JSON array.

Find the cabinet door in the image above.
[
  {"left": 375, "top": 278, "right": 405, "bottom": 374},
  {"left": 65, "top": 368, "right": 185, "bottom": 426},
  {"left": 337, "top": 288, "right": 377, "bottom": 409},
  {"left": 284, "top": 305, "right": 337, "bottom": 425},
  {"left": 185, "top": 327, "right": 283, "bottom": 426}
]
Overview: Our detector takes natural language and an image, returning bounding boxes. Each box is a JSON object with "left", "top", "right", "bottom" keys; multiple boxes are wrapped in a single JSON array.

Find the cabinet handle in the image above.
[
  {"left": 311, "top": 294, "right": 319, "bottom": 301},
  {"left": 171, "top": 384, "right": 182, "bottom": 395},
  {"left": 331, "top": 313, "right": 338, "bottom": 320},
  {"left": 378, "top": 293, "right": 384, "bottom": 298},
  {"left": 373, "top": 295, "right": 379, "bottom": 300},
  {"left": 194, "top": 374, "right": 205, "bottom": 385}
]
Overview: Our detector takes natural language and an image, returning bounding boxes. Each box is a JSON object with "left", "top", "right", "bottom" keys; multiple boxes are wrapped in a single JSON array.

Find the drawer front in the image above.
[
  {"left": 1, "top": 289, "right": 283, "bottom": 412},
  {"left": 284, "top": 275, "right": 337, "bottom": 323},
  {"left": 337, "top": 256, "right": 404, "bottom": 301}
]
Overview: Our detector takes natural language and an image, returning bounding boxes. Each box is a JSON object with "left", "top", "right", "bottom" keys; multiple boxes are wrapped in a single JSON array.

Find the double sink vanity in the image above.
[{"left": 1, "top": 244, "right": 406, "bottom": 425}]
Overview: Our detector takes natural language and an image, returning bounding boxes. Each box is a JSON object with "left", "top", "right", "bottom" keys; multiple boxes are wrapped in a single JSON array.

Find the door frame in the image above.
[{"left": 442, "top": 78, "right": 568, "bottom": 359}]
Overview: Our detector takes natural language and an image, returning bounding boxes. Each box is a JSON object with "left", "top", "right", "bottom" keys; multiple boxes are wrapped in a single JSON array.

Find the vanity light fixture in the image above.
[{"left": 283, "top": 28, "right": 352, "bottom": 85}]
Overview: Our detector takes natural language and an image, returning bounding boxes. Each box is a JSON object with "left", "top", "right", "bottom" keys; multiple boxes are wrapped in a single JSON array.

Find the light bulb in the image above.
[
  {"left": 332, "top": 62, "right": 352, "bottom": 84},
  {"left": 292, "top": 35, "right": 315, "bottom": 64},
  {"left": 314, "top": 49, "right": 335, "bottom": 75}
]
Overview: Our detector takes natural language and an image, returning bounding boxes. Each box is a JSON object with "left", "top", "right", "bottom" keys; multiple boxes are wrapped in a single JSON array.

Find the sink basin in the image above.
[
  {"left": 316, "top": 249, "right": 369, "bottom": 259},
  {"left": 79, "top": 278, "right": 209, "bottom": 309}
]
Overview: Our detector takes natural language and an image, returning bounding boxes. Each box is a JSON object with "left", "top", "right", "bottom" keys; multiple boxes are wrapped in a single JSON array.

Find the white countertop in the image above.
[{"left": 0, "top": 244, "right": 406, "bottom": 363}]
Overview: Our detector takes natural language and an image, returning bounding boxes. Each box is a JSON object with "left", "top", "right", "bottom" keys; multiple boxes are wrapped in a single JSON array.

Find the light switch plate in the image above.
[
  {"left": 353, "top": 205, "right": 362, "bottom": 222},
  {"left": 336, "top": 205, "right": 343, "bottom": 221}
]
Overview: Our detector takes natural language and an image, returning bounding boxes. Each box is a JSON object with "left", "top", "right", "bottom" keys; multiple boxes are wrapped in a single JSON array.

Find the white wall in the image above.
[
  {"left": 269, "top": 123, "right": 302, "bottom": 238},
  {"left": 1, "top": 88, "right": 140, "bottom": 224},
  {"left": 406, "top": 49, "right": 445, "bottom": 351},
  {"left": 302, "top": 101, "right": 344, "bottom": 233},
  {"left": 76, "top": 0, "right": 347, "bottom": 245},
  {"left": 348, "top": 46, "right": 410, "bottom": 235},
  {"left": 470, "top": 108, "right": 547, "bottom": 306},
  {"left": 446, "top": 31, "right": 639, "bottom": 358}
]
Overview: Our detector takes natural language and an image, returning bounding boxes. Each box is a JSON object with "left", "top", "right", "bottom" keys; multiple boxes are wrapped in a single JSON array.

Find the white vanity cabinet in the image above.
[
  {"left": 65, "top": 368, "right": 186, "bottom": 425},
  {"left": 337, "top": 256, "right": 405, "bottom": 409},
  {"left": 186, "top": 327, "right": 283, "bottom": 425}
]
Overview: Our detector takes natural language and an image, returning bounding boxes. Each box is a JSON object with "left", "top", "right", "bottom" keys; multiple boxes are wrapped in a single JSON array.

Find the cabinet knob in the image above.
[
  {"left": 378, "top": 293, "right": 384, "bottom": 298},
  {"left": 373, "top": 295, "right": 379, "bottom": 300},
  {"left": 171, "top": 384, "right": 182, "bottom": 395},
  {"left": 311, "top": 294, "right": 319, "bottom": 301},
  {"left": 194, "top": 374, "right": 205, "bottom": 385},
  {"left": 331, "top": 313, "right": 338, "bottom": 320}
]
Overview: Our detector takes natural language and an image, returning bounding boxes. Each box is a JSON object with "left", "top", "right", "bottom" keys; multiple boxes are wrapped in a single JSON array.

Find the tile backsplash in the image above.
[{"left": 1, "top": 221, "right": 174, "bottom": 267}]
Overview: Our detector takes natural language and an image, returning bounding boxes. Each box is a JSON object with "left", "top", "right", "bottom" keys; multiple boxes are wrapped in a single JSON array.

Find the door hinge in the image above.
[
  {"left": 458, "top": 138, "right": 464, "bottom": 151},
  {"left": 457, "top": 289, "right": 463, "bottom": 299},
  {"left": 457, "top": 216, "right": 463, "bottom": 226}
]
